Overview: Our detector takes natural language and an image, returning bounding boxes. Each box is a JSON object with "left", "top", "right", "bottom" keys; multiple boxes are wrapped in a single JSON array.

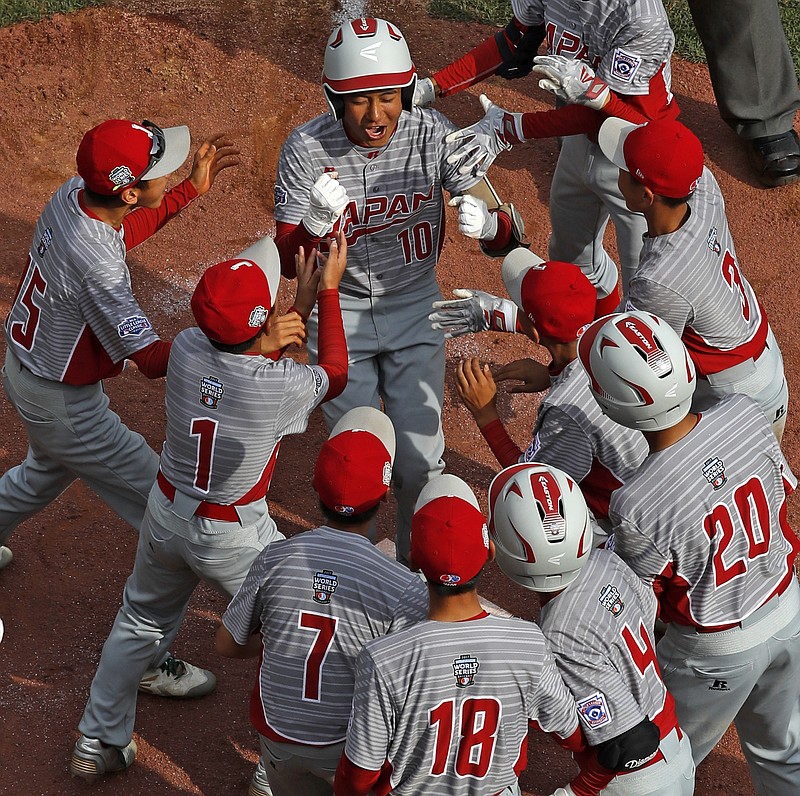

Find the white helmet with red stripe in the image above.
[
  {"left": 577, "top": 311, "right": 696, "bottom": 431},
  {"left": 322, "top": 17, "right": 417, "bottom": 121},
  {"left": 488, "top": 463, "right": 593, "bottom": 592}
]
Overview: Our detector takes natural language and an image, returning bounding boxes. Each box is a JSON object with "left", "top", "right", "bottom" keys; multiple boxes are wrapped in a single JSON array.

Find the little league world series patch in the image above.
[
  {"left": 577, "top": 692, "right": 612, "bottom": 730},
  {"left": 313, "top": 569, "right": 339, "bottom": 604},
  {"left": 200, "top": 376, "right": 224, "bottom": 409},
  {"left": 453, "top": 654, "right": 480, "bottom": 688}
]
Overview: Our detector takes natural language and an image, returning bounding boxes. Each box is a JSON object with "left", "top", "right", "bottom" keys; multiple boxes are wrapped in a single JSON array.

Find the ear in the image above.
[
  {"left": 487, "top": 539, "right": 496, "bottom": 563},
  {"left": 120, "top": 186, "right": 140, "bottom": 207},
  {"left": 642, "top": 186, "right": 656, "bottom": 208}
]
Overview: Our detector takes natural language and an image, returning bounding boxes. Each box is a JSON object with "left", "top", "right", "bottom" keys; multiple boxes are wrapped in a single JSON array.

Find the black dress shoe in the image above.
[{"left": 748, "top": 130, "right": 800, "bottom": 187}]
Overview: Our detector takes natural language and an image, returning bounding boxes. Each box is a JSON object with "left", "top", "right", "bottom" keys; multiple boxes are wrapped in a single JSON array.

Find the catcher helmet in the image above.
[
  {"left": 577, "top": 311, "right": 696, "bottom": 432},
  {"left": 488, "top": 463, "right": 592, "bottom": 592},
  {"left": 322, "top": 18, "right": 417, "bottom": 121}
]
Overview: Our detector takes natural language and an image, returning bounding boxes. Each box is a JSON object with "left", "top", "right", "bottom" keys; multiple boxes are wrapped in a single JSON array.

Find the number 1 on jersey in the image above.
[{"left": 189, "top": 417, "right": 219, "bottom": 493}]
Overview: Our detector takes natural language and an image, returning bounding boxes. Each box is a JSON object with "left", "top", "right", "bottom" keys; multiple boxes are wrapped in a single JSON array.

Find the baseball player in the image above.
[
  {"left": 416, "top": 0, "right": 679, "bottom": 303},
  {"left": 216, "top": 405, "right": 429, "bottom": 796},
  {"left": 70, "top": 234, "right": 348, "bottom": 782},
  {"left": 431, "top": 250, "right": 647, "bottom": 529},
  {"left": 273, "top": 17, "right": 525, "bottom": 564},
  {"left": 335, "top": 473, "right": 597, "bottom": 796},
  {"left": 489, "top": 462, "right": 695, "bottom": 795},
  {"left": 578, "top": 310, "right": 800, "bottom": 795},
  {"left": 597, "top": 117, "right": 789, "bottom": 440},
  {"left": 0, "top": 118, "right": 237, "bottom": 686}
]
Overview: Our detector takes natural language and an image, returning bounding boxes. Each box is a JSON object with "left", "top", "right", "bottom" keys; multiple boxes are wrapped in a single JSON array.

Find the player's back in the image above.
[
  {"left": 347, "top": 615, "right": 578, "bottom": 795},
  {"left": 159, "top": 327, "right": 327, "bottom": 504},
  {"left": 540, "top": 548, "right": 674, "bottom": 743},
  {"left": 527, "top": 360, "right": 648, "bottom": 518},
  {"left": 611, "top": 394, "right": 799, "bottom": 629},
  {"left": 235, "top": 527, "right": 428, "bottom": 745}
]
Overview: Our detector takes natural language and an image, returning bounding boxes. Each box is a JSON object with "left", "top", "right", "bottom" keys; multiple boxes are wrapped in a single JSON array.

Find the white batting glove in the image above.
[
  {"left": 548, "top": 786, "right": 577, "bottom": 796},
  {"left": 449, "top": 195, "right": 498, "bottom": 240},
  {"left": 445, "top": 94, "right": 524, "bottom": 176},
  {"left": 532, "top": 55, "right": 610, "bottom": 110},
  {"left": 429, "top": 289, "right": 518, "bottom": 338},
  {"left": 413, "top": 77, "right": 437, "bottom": 108},
  {"left": 302, "top": 172, "right": 350, "bottom": 238}
]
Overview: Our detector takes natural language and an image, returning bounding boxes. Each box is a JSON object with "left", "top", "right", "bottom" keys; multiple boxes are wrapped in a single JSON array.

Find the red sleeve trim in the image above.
[
  {"left": 333, "top": 754, "right": 382, "bottom": 796},
  {"left": 122, "top": 179, "right": 198, "bottom": 249},
  {"left": 480, "top": 418, "right": 523, "bottom": 468},
  {"left": 316, "top": 289, "right": 348, "bottom": 401},
  {"left": 275, "top": 220, "right": 322, "bottom": 279},
  {"left": 129, "top": 339, "right": 171, "bottom": 379}
]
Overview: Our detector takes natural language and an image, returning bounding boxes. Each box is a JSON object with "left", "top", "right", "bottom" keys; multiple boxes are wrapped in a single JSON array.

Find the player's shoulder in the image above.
[{"left": 283, "top": 113, "right": 339, "bottom": 148}]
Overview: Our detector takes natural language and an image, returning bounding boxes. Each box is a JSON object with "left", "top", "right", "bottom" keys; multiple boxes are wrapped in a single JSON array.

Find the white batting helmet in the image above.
[
  {"left": 577, "top": 311, "right": 696, "bottom": 432},
  {"left": 488, "top": 463, "right": 593, "bottom": 592},
  {"left": 322, "top": 18, "right": 417, "bottom": 120}
]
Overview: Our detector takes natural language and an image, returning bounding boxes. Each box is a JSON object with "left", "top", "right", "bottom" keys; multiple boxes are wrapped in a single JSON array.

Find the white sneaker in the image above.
[
  {"left": 249, "top": 761, "right": 274, "bottom": 796},
  {"left": 0, "top": 546, "right": 13, "bottom": 570},
  {"left": 70, "top": 735, "right": 137, "bottom": 781},
  {"left": 138, "top": 655, "right": 216, "bottom": 698}
]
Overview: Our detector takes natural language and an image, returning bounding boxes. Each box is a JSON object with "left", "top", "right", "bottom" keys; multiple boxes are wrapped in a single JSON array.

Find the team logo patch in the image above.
[
  {"left": 248, "top": 306, "right": 268, "bottom": 328},
  {"left": 576, "top": 692, "right": 612, "bottom": 730},
  {"left": 702, "top": 457, "right": 727, "bottom": 490},
  {"left": 706, "top": 226, "right": 721, "bottom": 254},
  {"left": 37, "top": 227, "right": 53, "bottom": 257},
  {"left": 273, "top": 184, "right": 288, "bottom": 206},
  {"left": 117, "top": 315, "right": 152, "bottom": 338},
  {"left": 109, "top": 165, "right": 135, "bottom": 189},
  {"left": 312, "top": 569, "right": 338, "bottom": 604},
  {"left": 382, "top": 461, "right": 392, "bottom": 486},
  {"left": 598, "top": 584, "right": 625, "bottom": 616},
  {"left": 453, "top": 654, "right": 479, "bottom": 688},
  {"left": 199, "top": 375, "right": 224, "bottom": 409},
  {"left": 610, "top": 48, "right": 642, "bottom": 84},
  {"left": 312, "top": 368, "right": 325, "bottom": 396}
]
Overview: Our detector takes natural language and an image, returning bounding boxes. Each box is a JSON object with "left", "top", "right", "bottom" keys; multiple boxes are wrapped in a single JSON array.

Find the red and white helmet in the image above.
[
  {"left": 488, "top": 463, "right": 593, "bottom": 592},
  {"left": 577, "top": 311, "right": 696, "bottom": 432},
  {"left": 322, "top": 18, "right": 417, "bottom": 120}
]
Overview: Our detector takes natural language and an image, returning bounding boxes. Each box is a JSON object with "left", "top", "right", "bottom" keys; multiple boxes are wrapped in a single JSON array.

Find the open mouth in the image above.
[{"left": 365, "top": 125, "right": 387, "bottom": 140}]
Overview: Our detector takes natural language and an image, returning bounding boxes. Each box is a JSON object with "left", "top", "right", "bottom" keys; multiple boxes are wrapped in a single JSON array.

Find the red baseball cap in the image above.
[
  {"left": 191, "top": 237, "right": 282, "bottom": 345},
  {"left": 77, "top": 119, "right": 191, "bottom": 195},
  {"left": 313, "top": 406, "right": 396, "bottom": 515},
  {"left": 598, "top": 117, "right": 704, "bottom": 199},
  {"left": 502, "top": 249, "right": 596, "bottom": 342},
  {"left": 411, "top": 475, "right": 490, "bottom": 587}
]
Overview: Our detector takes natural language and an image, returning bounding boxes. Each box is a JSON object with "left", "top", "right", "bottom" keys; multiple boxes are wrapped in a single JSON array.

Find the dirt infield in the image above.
[{"left": 0, "top": 1, "right": 798, "bottom": 794}]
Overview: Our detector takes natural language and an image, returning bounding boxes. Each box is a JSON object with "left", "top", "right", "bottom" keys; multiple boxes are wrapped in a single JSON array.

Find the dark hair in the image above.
[
  {"left": 319, "top": 499, "right": 381, "bottom": 526},
  {"left": 81, "top": 179, "right": 155, "bottom": 208},
  {"left": 208, "top": 335, "right": 259, "bottom": 354},
  {"left": 428, "top": 572, "right": 481, "bottom": 596},
  {"left": 656, "top": 192, "right": 693, "bottom": 208}
]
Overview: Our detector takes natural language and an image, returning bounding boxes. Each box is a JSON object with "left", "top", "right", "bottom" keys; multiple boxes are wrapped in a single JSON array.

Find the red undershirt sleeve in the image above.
[
  {"left": 481, "top": 210, "right": 513, "bottom": 252},
  {"left": 128, "top": 339, "right": 171, "bottom": 379},
  {"left": 333, "top": 754, "right": 382, "bottom": 796},
  {"left": 122, "top": 179, "right": 199, "bottom": 249},
  {"left": 480, "top": 418, "right": 523, "bottom": 467},
  {"left": 569, "top": 747, "right": 617, "bottom": 796},
  {"left": 432, "top": 31, "right": 508, "bottom": 96},
  {"left": 316, "top": 289, "right": 348, "bottom": 401},
  {"left": 275, "top": 220, "right": 323, "bottom": 279},
  {"left": 521, "top": 105, "right": 605, "bottom": 140}
]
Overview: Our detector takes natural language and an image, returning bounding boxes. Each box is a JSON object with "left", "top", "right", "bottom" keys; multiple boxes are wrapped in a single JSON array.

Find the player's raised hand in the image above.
[
  {"left": 413, "top": 77, "right": 438, "bottom": 108},
  {"left": 456, "top": 357, "right": 500, "bottom": 427},
  {"left": 188, "top": 133, "right": 241, "bottom": 196},
  {"left": 292, "top": 245, "right": 323, "bottom": 319},
  {"left": 445, "top": 94, "right": 525, "bottom": 176},
  {"left": 303, "top": 172, "right": 350, "bottom": 237},
  {"left": 430, "top": 289, "right": 517, "bottom": 338},
  {"left": 317, "top": 230, "right": 348, "bottom": 290},
  {"left": 494, "top": 358, "right": 552, "bottom": 393},
  {"left": 448, "top": 195, "right": 498, "bottom": 240},
  {"left": 259, "top": 311, "right": 306, "bottom": 356},
  {"left": 532, "top": 55, "right": 610, "bottom": 110}
]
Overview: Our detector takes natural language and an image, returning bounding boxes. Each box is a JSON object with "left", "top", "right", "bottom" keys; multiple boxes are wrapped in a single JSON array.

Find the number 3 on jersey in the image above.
[{"left": 429, "top": 697, "right": 501, "bottom": 778}]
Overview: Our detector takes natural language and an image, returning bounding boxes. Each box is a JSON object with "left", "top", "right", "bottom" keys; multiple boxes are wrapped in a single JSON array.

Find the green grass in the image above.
[
  {"left": 0, "top": 0, "right": 100, "bottom": 27},
  {"left": 429, "top": 0, "right": 800, "bottom": 79}
]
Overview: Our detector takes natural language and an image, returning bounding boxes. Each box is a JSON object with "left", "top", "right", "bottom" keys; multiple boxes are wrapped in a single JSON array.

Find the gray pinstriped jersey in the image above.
[
  {"left": 5, "top": 177, "right": 159, "bottom": 379},
  {"left": 627, "top": 168, "right": 767, "bottom": 377},
  {"left": 274, "top": 108, "right": 479, "bottom": 298},
  {"left": 510, "top": 0, "right": 674, "bottom": 95},
  {"left": 610, "top": 394, "right": 799, "bottom": 629},
  {"left": 221, "top": 526, "right": 428, "bottom": 744},
  {"left": 522, "top": 360, "right": 648, "bottom": 518},
  {"left": 539, "top": 548, "right": 665, "bottom": 745},
  {"left": 158, "top": 327, "right": 329, "bottom": 504},
  {"left": 345, "top": 615, "right": 579, "bottom": 795}
]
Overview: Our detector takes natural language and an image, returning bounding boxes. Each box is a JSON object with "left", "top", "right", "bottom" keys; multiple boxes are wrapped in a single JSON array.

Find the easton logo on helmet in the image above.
[
  {"left": 531, "top": 472, "right": 567, "bottom": 541},
  {"left": 616, "top": 318, "right": 672, "bottom": 375}
]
